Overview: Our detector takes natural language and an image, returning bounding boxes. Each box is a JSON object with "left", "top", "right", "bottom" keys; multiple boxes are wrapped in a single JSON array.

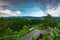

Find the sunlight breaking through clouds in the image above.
[
  {"left": 0, "top": 0, "right": 60, "bottom": 17},
  {"left": 48, "top": 6, "right": 60, "bottom": 17},
  {"left": 27, "top": 5, "right": 60, "bottom": 17}
]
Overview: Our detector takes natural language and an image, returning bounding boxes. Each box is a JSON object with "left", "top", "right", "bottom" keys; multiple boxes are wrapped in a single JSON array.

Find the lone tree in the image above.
[{"left": 42, "top": 14, "right": 57, "bottom": 29}]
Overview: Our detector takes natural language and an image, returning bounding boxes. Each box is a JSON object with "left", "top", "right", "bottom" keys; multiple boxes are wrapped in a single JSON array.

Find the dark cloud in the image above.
[
  {"left": 0, "top": 0, "right": 10, "bottom": 7},
  {"left": 0, "top": 0, "right": 24, "bottom": 6},
  {"left": 0, "top": 0, "right": 60, "bottom": 13},
  {"left": 34, "top": 0, "right": 60, "bottom": 13},
  {"left": 0, "top": 0, "right": 33, "bottom": 9}
]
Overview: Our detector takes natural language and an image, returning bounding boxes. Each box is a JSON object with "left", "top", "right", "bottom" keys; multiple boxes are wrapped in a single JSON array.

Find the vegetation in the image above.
[
  {"left": 38, "top": 27, "right": 60, "bottom": 40},
  {"left": 0, "top": 14, "right": 60, "bottom": 40}
]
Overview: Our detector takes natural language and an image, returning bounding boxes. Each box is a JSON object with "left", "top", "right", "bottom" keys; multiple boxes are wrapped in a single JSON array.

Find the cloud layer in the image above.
[
  {"left": 34, "top": 0, "right": 60, "bottom": 13},
  {"left": 0, "top": 6, "right": 60, "bottom": 17},
  {"left": 0, "top": 0, "right": 10, "bottom": 7},
  {"left": 0, "top": 0, "right": 60, "bottom": 17},
  {"left": 0, "top": 9, "right": 21, "bottom": 17}
]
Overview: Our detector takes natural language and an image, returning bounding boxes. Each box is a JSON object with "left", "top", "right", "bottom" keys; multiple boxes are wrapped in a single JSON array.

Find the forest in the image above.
[{"left": 0, "top": 14, "right": 60, "bottom": 40}]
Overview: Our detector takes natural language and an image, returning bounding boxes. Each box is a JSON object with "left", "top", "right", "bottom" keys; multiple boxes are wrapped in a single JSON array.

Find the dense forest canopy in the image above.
[
  {"left": 0, "top": 14, "right": 60, "bottom": 31},
  {"left": 0, "top": 14, "right": 60, "bottom": 40}
]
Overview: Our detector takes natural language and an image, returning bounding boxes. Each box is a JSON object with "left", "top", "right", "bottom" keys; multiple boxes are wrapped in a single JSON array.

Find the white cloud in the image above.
[
  {"left": 0, "top": 9, "right": 22, "bottom": 17},
  {"left": 48, "top": 6, "right": 60, "bottom": 17}
]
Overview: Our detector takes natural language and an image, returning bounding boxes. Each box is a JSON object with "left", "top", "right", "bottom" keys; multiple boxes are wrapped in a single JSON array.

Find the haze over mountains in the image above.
[{"left": 2, "top": 16, "right": 60, "bottom": 21}]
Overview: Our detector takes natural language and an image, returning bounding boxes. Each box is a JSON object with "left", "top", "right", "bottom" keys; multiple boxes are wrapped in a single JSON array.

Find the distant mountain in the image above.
[
  {"left": 53, "top": 17, "right": 60, "bottom": 21},
  {"left": 1, "top": 16, "right": 60, "bottom": 21}
]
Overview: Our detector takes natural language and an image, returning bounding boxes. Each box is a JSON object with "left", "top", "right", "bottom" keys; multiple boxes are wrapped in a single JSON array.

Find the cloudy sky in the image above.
[{"left": 0, "top": 0, "right": 60, "bottom": 17}]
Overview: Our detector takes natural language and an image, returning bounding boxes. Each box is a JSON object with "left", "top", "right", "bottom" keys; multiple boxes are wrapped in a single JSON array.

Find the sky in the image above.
[{"left": 0, "top": 0, "right": 60, "bottom": 17}]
